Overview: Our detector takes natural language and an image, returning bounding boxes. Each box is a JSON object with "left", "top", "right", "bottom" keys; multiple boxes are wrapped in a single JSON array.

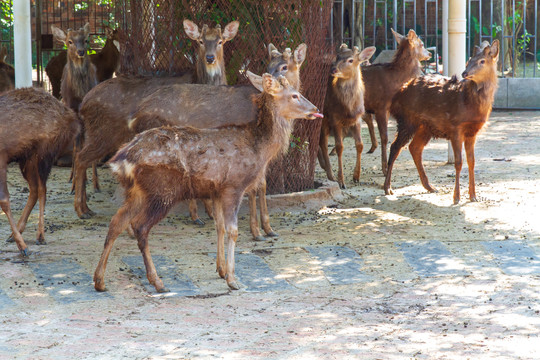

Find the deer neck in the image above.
[
  {"left": 465, "top": 73, "right": 498, "bottom": 111},
  {"left": 390, "top": 42, "right": 422, "bottom": 81},
  {"left": 66, "top": 56, "right": 95, "bottom": 99},
  {"left": 332, "top": 69, "right": 365, "bottom": 116},
  {"left": 253, "top": 93, "right": 295, "bottom": 160},
  {"left": 197, "top": 57, "right": 226, "bottom": 85}
]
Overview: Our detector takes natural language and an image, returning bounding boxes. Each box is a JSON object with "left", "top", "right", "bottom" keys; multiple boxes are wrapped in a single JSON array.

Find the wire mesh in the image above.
[{"left": 116, "top": 0, "right": 333, "bottom": 194}]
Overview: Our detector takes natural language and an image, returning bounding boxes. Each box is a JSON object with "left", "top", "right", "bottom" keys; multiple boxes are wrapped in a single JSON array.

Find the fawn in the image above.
[
  {"left": 1, "top": 88, "right": 79, "bottom": 255},
  {"left": 318, "top": 44, "right": 376, "bottom": 188},
  {"left": 384, "top": 40, "right": 500, "bottom": 204},
  {"left": 362, "top": 29, "right": 431, "bottom": 176},
  {"left": 93, "top": 73, "right": 321, "bottom": 292}
]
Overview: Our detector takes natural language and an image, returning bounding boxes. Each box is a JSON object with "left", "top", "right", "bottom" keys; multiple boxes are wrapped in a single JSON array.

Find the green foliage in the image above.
[{"left": 290, "top": 134, "right": 309, "bottom": 153}]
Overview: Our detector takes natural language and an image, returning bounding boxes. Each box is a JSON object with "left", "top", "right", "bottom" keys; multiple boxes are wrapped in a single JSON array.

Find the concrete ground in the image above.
[{"left": 0, "top": 111, "right": 539, "bottom": 359}]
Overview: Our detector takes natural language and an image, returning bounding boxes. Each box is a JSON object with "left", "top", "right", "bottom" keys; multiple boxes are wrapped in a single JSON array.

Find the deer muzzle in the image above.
[{"left": 206, "top": 55, "right": 216, "bottom": 64}]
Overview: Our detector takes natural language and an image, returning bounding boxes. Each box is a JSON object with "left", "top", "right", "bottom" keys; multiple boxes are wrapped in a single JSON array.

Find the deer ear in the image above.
[
  {"left": 357, "top": 46, "right": 376, "bottom": 63},
  {"left": 262, "top": 73, "right": 282, "bottom": 95},
  {"left": 407, "top": 29, "right": 418, "bottom": 41},
  {"left": 268, "top": 43, "right": 280, "bottom": 59},
  {"left": 246, "top": 71, "right": 264, "bottom": 92},
  {"left": 83, "top": 23, "right": 91, "bottom": 38},
  {"left": 489, "top": 39, "right": 500, "bottom": 60},
  {"left": 222, "top": 21, "right": 239, "bottom": 42},
  {"left": 183, "top": 19, "right": 200, "bottom": 40},
  {"left": 51, "top": 25, "right": 67, "bottom": 43},
  {"left": 391, "top": 28, "right": 405, "bottom": 44},
  {"left": 294, "top": 43, "right": 307, "bottom": 66}
]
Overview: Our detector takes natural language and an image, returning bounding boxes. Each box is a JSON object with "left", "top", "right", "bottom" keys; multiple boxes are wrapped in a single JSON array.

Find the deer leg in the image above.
[
  {"left": 36, "top": 170, "right": 47, "bottom": 245},
  {"left": 0, "top": 161, "right": 28, "bottom": 255},
  {"left": 362, "top": 113, "right": 378, "bottom": 154},
  {"left": 464, "top": 136, "right": 478, "bottom": 202},
  {"left": 213, "top": 198, "right": 227, "bottom": 279},
  {"left": 318, "top": 127, "right": 336, "bottom": 182},
  {"left": 203, "top": 199, "right": 214, "bottom": 219},
  {"left": 92, "top": 163, "right": 100, "bottom": 193},
  {"left": 351, "top": 122, "right": 364, "bottom": 183},
  {"left": 6, "top": 158, "right": 39, "bottom": 243},
  {"left": 224, "top": 192, "right": 242, "bottom": 290},
  {"left": 409, "top": 127, "right": 436, "bottom": 193},
  {"left": 334, "top": 125, "right": 346, "bottom": 189},
  {"left": 248, "top": 189, "right": 263, "bottom": 241},
  {"left": 74, "top": 147, "right": 97, "bottom": 219},
  {"left": 259, "top": 179, "right": 277, "bottom": 237},
  {"left": 451, "top": 137, "right": 464, "bottom": 205},
  {"left": 375, "top": 111, "right": 389, "bottom": 176},
  {"left": 383, "top": 125, "right": 415, "bottom": 195},
  {"left": 94, "top": 199, "right": 141, "bottom": 292},
  {"left": 189, "top": 199, "right": 205, "bottom": 226}
]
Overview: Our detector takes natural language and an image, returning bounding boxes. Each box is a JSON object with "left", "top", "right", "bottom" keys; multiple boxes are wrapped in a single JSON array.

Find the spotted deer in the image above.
[
  {"left": 93, "top": 73, "right": 322, "bottom": 292},
  {"left": 1, "top": 88, "right": 79, "bottom": 256},
  {"left": 384, "top": 40, "right": 499, "bottom": 204},
  {"left": 318, "top": 44, "right": 376, "bottom": 188}
]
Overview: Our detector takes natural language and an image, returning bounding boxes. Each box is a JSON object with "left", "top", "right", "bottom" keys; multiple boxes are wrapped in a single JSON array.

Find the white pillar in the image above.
[
  {"left": 442, "top": 0, "right": 449, "bottom": 77},
  {"left": 13, "top": 0, "right": 33, "bottom": 88},
  {"left": 446, "top": 0, "right": 467, "bottom": 163}
]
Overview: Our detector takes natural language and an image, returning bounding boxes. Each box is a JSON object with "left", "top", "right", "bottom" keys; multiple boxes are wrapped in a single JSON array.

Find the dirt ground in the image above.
[{"left": 1, "top": 111, "right": 539, "bottom": 359}]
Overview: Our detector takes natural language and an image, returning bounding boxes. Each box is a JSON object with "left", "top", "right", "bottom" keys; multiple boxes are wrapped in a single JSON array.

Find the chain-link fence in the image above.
[{"left": 114, "top": 0, "right": 333, "bottom": 194}]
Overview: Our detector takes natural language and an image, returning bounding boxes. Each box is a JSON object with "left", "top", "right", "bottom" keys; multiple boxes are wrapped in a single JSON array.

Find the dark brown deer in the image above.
[
  {"left": 318, "top": 44, "right": 376, "bottom": 188},
  {"left": 1, "top": 88, "right": 79, "bottom": 255},
  {"left": 46, "top": 27, "right": 120, "bottom": 99},
  {"left": 362, "top": 29, "right": 431, "bottom": 176},
  {"left": 128, "top": 43, "right": 308, "bottom": 240},
  {"left": 183, "top": 19, "right": 239, "bottom": 85},
  {"left": 93, "top": 73, "right": 322, "bottom": 292},
  {"left": 73, "top": 21, "right": 238, "bottom": 220},
  {"left": 384, "top": 40, "right": 500, "bottom": 204},
  {"left": 0, "top": 46, "right": 15, "bottom": 94}
]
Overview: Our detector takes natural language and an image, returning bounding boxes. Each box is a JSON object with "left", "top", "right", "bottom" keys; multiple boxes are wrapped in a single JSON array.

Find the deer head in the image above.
[
  {"left": 267, "top": 43, "right": 307, "bottom": 90},
  {"left": 52, "top": 23, "right": 92, "bottom": 62},
  {"left": 330, "top": 44, "right": 376, "bottom": 80},
  {"left": 391, "top": 28, "right": 432, "bottom": 62},
  {"left": 184, "top": 20, "right": 239, "bottom": 67},
  {"left": 462, "top": 39, "right": 499, "bottom": 85}
]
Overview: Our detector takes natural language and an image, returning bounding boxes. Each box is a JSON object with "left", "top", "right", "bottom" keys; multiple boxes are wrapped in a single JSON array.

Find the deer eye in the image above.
[
  {"left": 479, "top": 59, "right": 486, "bottom": 65},
  {"left": 68, "top": 40, "right": 73, "bottom": 45},
  {"left": 281, "top": 65, "right": 288, "bottom": 72},
  {"left": 218, "top": 40, "right": 223, "bottom": 45},
  {"left": 198, "top": 40, "right": 204, "bottom": 45},
  {"left": 292, "top": 94, "right": 299, "bottom": 100},
  {"left": 348, "top": 58, "right": 354, "bottom": 64}
]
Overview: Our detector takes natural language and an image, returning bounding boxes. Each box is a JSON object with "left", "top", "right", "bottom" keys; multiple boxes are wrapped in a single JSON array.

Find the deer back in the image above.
[{"left": 184, "top": 20, "right": 239, "bottom": 85}]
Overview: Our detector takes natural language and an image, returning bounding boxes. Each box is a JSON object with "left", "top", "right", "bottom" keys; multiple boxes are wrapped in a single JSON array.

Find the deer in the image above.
[
  {"left": 361, "top": 29, "right": 431, "bottom": 176},
  {"left": 46, "top": 26, "right": 120, "bottom": 99},
  {"left": 73, "top": 20, "right": 239, "bottom": 220},
  {"left": 317, "top": 44, "right": 377, "bottom": 189},
  {"left": 384, "top": 40, "right": 500, "bottom": 204},
  {"left": 127, "top": 43, "right": 308, "bottom": 241},
  {"left": 0, "top": 46, "right": 15, "bottom": 94},
  {"left": 1, "top": 88, "right": 79, "bottom": 256},
  {"left": 93, "top": 73, "right": 322, "bottom": 292}
]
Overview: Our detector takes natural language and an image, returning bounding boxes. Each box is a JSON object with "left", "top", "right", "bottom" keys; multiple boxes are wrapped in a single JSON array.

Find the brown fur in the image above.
[
  {"left": 0, "top": 88, "right": 79, "bottom": 254},
  {"left": 0, "top": 46, "right": 15, "bottom": 94},
  {"left": 384, "top": 40, "right": 500, "bottom": 204},
  {"left": 361, "top": 29, "right": 431, "bottom": 175},
  {"left": 318, "top": 44, "right": 376, "bottom": 188},
  {"left": 93, "top": 74, "right": 320, "bottom": 292}
]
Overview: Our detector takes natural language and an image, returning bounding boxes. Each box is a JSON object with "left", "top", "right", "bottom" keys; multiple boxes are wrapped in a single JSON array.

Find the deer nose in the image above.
[
  {"left": 331, "top": 68, "right": 338, "bottom": 75},
  {"left": 77, "top": 50, "right": 85, "bottom": 57},
  {"left": 462, "top": 71, "right": 468, "bottom": 78},
  {"left": 206, "top": 55, "right": 215, "bottom": 64}
]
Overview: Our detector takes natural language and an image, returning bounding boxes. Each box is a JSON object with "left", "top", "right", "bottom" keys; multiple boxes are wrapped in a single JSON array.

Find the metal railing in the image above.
[{"left": 330, "top": 0, "right": 540, "bottom": 78}]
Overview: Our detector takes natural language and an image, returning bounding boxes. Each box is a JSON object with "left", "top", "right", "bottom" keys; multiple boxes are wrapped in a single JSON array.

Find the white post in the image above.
[
  {"left": 13, "top": 0, "right": 33, "bottom": 88},
  {"left": 442, "top": 0, "right": 449, "bottom": 77},
  {"left": 446, "top": 0, "right": 467, "bottom": 164}
]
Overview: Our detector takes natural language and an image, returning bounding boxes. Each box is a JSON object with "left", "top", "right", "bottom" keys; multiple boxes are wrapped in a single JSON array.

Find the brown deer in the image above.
[
  {"left": 128, "top": 43, "right": 308, "bottom": 240},
  {"left": 0, "top": 46, "right": 15, "bottom": 94},
  {"left": 267, "top": 43, "right": 307, "bottom": 90},
  {"left": 318, "top": 44, "right": 376, "bottom": 188},
  {"left": 361, "top": 29, "right": 431, "bottom": 176},
  {"left": 46, "top": 27, "right": 120, "bottom": 99},
  {"left": 384, "top": 40, "right": 500, "bottom": 204},
  {"left": 183, "top": 19, "right": 239, "bottom": 85},
  {"left": 73, "top": 21, "right": 238, "bottom": 220},
  {"left": 1, "top": 88, "right": 79, "bottom": 255},
  {"left": 93, "top": 73, "right": 322, "bottom": 292}
]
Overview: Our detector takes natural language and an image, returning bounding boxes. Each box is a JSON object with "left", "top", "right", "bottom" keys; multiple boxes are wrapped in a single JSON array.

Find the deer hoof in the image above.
[
  {"left": 193, "top": 218, "right": 205, "bottom": 226},
  {"left": 79, "top": 211, "right": 95, "bottom": 220},
  {"left": 94, "top": 188, "right": 101, "bottom": 194},
  {"left": 367, "top": 147, "right": 376, "bottom": 154},
  {"left": 157, "top": 287, "right": 170, "bottom": 293},
  {"left": 217, "top": 267, "right": 226, "bottom": 279},
  {"left": 36, "top": 236, "right": 47, "bottom": 246},
  {"left": 266, "top": 231, "right": 279, "bottom": 238},
  {"left": 94, "top": 280, "right": 107, "bottom": 292},
  {"left": 254, "top": 235, "right": 266, "bottom": 242},
  {"left": 227, "top": 280, "right": 240, "bottom": 290},
  {"left": 20, "top": 248, "right": 30, "bottom": 257},
  {"left": 339, "top": 182, "right": 347, "bottom": 189},
  {"left": 6, "top": 235, "right": 14, "bottom": 243}
]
